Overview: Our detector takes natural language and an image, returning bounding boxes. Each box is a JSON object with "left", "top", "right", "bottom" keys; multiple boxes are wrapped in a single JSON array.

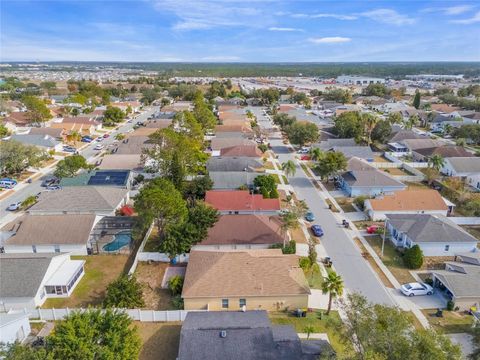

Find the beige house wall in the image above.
[
  {"left": 453, "top": 297, "right": 480, "bottom": 311},
  {"left": 184, "top": 294, "right": 308, "bottom": 311}
]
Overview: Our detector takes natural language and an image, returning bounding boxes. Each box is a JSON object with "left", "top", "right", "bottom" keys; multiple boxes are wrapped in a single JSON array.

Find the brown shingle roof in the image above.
[
  {"left": 182, "top": 250, "right": 310, "bottom": 298},
  {"left": 205, "top": 190, "right": 280, "bottom": 212},
  {"left": 368, "top": 190, "right": 448, "bottom": 211},
  {"left": 2, "top": 214, "right": 96, "bottom": 246},
  {"left": 215, "top": 124, "right": 252, "bottom": 133},
  {"left": 414, "top": 146, "right": 473, "bottom": 158},
  {"left": 201, "top": 215, "right": 285, "bottom": 245},
  {"left": 220, "top": 145, "right": 262, "bottom": 157}
]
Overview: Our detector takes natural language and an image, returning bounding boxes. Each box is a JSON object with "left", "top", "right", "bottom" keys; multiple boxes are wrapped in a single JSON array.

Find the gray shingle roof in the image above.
[
  {"left": 178, "top": 311, "right": 320, "bottom": 360},
  {"left": 342, "top": 158, "right": 405, "bottom": 188},
  {"left": 10, "top": 134, "right": 60, "bottom": 149},
  {"left": 331, "top": 146, "right": 374, "bottom": 160},
  {"left": 0, "top": 253, "right": 56, "bottom": 297},
  {"left": 446, "top": 157, "right": 480, "bottom": 173},
  {"left": 207, "top": 157, "right": 263, "bottom": 172},
  {"left": 432, "top": 266, "right": 480, "bottom": 298},
  {"left": 211, "top": 172, "right": 261, "bottom": 190},
  {"left": 314, "top": 138, "right": 357, "bottom": 149},
  {"left": 28, "top": 186, "right": 128, "bottom": 214},
  {"left": 386, "top": 214, "right": 478, "bottom": 243}
]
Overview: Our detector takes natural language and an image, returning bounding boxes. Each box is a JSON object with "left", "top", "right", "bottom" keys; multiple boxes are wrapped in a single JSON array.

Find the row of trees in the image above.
[{"left": 0, "top": 140, "right": 49, "bottom": 176}]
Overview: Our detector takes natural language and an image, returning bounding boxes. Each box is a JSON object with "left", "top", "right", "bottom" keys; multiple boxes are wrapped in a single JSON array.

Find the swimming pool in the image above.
[{"left": 102, "top": 231, "right": 132, "bottom": 252}]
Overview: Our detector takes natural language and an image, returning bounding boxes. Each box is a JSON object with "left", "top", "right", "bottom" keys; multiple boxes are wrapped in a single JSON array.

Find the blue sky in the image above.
[{"left": 1, "top": 0, "right": 479, "bottom": 62}]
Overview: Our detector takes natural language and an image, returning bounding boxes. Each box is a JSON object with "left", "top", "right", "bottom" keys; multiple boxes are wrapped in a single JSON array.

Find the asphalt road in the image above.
[
  {"left": 0, "top": 106, "right": 158, "bottom": 222},
  {"left": 251, "top": 106, "right": 395, "bottom": 306}
]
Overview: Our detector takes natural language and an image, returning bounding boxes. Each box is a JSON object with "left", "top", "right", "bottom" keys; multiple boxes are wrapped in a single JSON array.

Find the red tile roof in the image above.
[{"left": 205, "top": 190, "right": 281, "bottom": 212}]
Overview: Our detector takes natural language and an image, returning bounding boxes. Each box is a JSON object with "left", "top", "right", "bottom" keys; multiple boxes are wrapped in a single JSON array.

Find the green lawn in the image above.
[
  {"left": 364, "top": 235, "right": 416, "bottom": 284},
  {"left": 269, "top": 311, "right": 352, "bottom": 356},
  {"left": 42, "top": 254, "right": 129, "bottom": 308},
  {"left": 143, "top": 228, "right": 161, "bottom": 252},
  {"left": 305, "top": 271, "right": 324, "bottom": 289},
  {"left": 421, "top": 310, "right": 475, "bottom": 334},
  {"left": 335, "top": 197, "right": 357, "bottom": 213}
]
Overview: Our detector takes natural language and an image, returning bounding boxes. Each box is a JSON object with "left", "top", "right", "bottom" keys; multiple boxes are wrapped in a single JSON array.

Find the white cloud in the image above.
[
  {"left": 422, "top": 5, "right": 474, "bottom": 15},
  {"left": 268, "top": 27, "right": 303, "bottom": 32},
  {"left": 450, "top": 11, "right": 480, "bottom": 24},
  {"left": 308, "top": 37, "right": 351, "bottom": 44},
  {"left": 361, "top": 9, "right": 415, "bottom": 25},
  {"left": 291, "top": 13, "right": 357, "bottom": 20}
]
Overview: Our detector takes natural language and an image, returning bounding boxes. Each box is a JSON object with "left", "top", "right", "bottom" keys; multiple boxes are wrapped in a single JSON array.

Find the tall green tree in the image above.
[
  {"left": 313, "top": 151, "right": 347, "bottom": 181},
  {"left": 371, "top": 119, "right": 392, "bottom": 143},
  {"left": 47, "top": 309, "right": 141, "bottom": 360},
  {"left": 428, "top": 154, "right": 445, "bottom": 171},
  {"left": 104, "top": 275, "right": 145, "bottom": 308},
  {"left": 321, "top": 271, "right": 344, "bottom": 315},
  {"left": 309, "top": 147, "right": 324, "bottom": 162},
  {"left": 387, "top": 112, "right": 403, "bottom": 125},
  {"left": 361, "top": 112, "right": 379, "bottom": 145},
  {"left": 134, "top": 178, "right": 188, "bottom": 238},
  {"left": 281, "top": 160, "right": 297, "bottom": 178},
  {"left": 253, "top": 174, "right": 278, "bottom": 198},
  {"left": 413, "top": 90, "right": 421, "bottom": 109},
  {"left": 103, "top": 106, "right": 126, "bottom": 126},
  {"left": 0, "top": 140, "right": 47, "bottom": 176},
  {"left": 183, "top": 175, "right": 214, "bottom": 204},
  {"left": 22, "top": 95, "right": 52, "bottom": 124},
  {"left": 333, "top": 111, "right": 363, "bottom": 140},
  {"left": 54, "top": 155, "right": 90, "bottom": 178},
  {"left": 285, "top": 122, "right": 319, "bottom": 146},
  {"left": 193, "top": 93, "right": 217, "bottom": 131}
]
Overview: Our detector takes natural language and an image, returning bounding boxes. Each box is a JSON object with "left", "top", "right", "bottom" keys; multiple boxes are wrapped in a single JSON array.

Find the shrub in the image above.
[
  {"left": 171, "top": 295, "right": 184, "bottom": 310},
  {"left": 270, "top": 188, "right": 279, "bottom": 199},
  {"left": 258, "top": 144, "right": 268, "bottom": 153},
  {"left": 446, "top": 300, "right": 455, "bottom": 311},
  {"left": 283, "top": 240, "right": 296, "bottom": 254},
  {"left": 424, "top": 277, "right": 434, "bottom": 286},
  {"left": 104, "top": 275, "right": 145, "bottom": 308},
  {"left": 299, "top": 257, "right": 311, "bottom": 271},
  {"left": 403, "top": 245, "right": 424, "bottom": 269},
  {"left": 354, "top": 195, "right": 368, "bottom": 210},
  {"left": 168, "top": 275, "right": 184, "bottom": 296}
]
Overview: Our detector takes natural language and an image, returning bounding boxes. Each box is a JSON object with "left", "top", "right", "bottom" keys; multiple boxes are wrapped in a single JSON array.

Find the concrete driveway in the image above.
[{"left": 403, "top": 291, "right": 448, "bottom": 309}]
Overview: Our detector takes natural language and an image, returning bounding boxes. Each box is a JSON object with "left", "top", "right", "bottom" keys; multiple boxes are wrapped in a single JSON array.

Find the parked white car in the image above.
[
  {"left": 6, "top": 201, "right": 22, "bottom": 211},
  {"left": 94, "top": 144, "right": 104, "bottom": 151},
  {"left": 400, "top": 282, "right": 434, "bottom": 297}
]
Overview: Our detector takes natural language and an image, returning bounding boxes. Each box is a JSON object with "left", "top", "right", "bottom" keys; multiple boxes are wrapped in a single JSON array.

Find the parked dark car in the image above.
[{"left": 311, "top": 225, "right": 324, "bottom": 237}]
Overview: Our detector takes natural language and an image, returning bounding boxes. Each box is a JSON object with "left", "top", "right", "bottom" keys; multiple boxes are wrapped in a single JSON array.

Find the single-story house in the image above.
[
  {"left": 205, "top": 190, "right": 281, "bottom": 215},
  {"left": 412, "top": 146, "right": 472, "bottom": 162},
  {"left": 2, "top": 112, "right": 30, "bottom": 133},
  {"left": 1, "top": 214, "right": 98, "bottom": 255},
  {"left": 192, "top": 215, "right": 285, "bottom": 251},
  {"left": 431, "top": 252, "right": 480, "bottom": 311},
  {"left": 177, "top": 311, "right": 323, "bottom": 360},
  {"left": 215, "top": 124, "right": 253, "bottom": 135},
  {"left": 331, "top": 146, "right": 374, "bottom": 161},
  {"left": 313, "top": 138, "right": 357, "bottom": 149},
  {"left": 399, "top": 139, "right": 446, "bottom": 152},
  {"left": 62, "top": 116, "right": 102, "bottom": 131},
  {"left": 210, "top": 138, "right": 257, "bottom": 156},
  {"left": 28, "top": 127, "right": 64, "bottom": 139},
  {"left": 387, "top": 129, "right": 423, "bottom": 144},
  {"left": 59, "top": 170, "right": 132, "bottom": 190},
  {"left": 337, "top": 157, "right": 406, "bottom": 197},
  {"left": 50, "top": 121, "right": 97, "bottom": 135},
  {"left": 364, "top": 189, "right": 451, "bottom": 221},
  {"left": 441, "top": 157, "right": 480, "bottom": 190},
  {"left": 98, "top": 154, "right": 143, "bottom": 172},
  {"left": 28, "top": 186, "right": 129, "bottom": 216},
  {"left": 385, "top": 214, "right": 478, "bottom": 256},
  {"left": 0, "top": 253, "right": 85, "bottom": 309},
  {"left": 0, "top": 312, "right": 31, "bottom": 344},
  {"left": 220, "top": 145, "right": 263, "bottom": 158},
  {"left": 9, "top": 134, "right": 63, "bottom": 152},
  {"left": 210, "top": 172, "right": 261, "bottom": 190},
  {"left": 182, "top": 249, "right": 310, "bottom": 311},
  {"left": 114, "top": 135, "right": 154, "bottom": 155},
  {"left": 207, "top": 157, "right": 264, "bottom": 173}
]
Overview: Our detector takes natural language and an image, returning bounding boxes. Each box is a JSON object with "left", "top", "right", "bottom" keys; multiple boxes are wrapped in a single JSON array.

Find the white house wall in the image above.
[
  {"left": 4, "top": 244, "right": 88, "bottom": 255},
  {"left": 414, "top": 241, "right": 478, "bottom": 257},
  {"left": 367, "top": 208, "right": 448, "bottom": 221},
  {"left": 192, "top": 244, "right": 271, "bottom": 251},
  {"left": 0, "top": 315, "right": 31, "bottom": 343}
]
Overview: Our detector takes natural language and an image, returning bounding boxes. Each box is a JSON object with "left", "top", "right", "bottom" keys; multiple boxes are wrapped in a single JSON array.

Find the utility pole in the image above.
[{"left": 381, "top": 219, "right": 387, "bottom": 258}]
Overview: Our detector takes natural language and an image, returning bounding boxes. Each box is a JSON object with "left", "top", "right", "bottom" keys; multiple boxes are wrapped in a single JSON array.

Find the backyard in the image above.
[
  {"left": 137, "top": 322, "right": 181, "bottom": 360},
  {"left": 269, "top": 311, "right": 352, "bottom": 357},
  {"left": 143, "top": 227, "right": 161, "bottom": 252},
  {"left": 42, "top": 254, "right": 129, "bottom": 308},
  {"left": 335, "top": 197, "right": 357, "bottom": 213},
  {"left": 135, "top": 262, "right": 177, "bottom": 310}
]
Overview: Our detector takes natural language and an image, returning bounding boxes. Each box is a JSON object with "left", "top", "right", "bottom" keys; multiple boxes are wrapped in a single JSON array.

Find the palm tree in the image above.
[
  {"left": 405, "top": 115, "right": 419, "bottom": 130},
  {"left": 304, "top": 325, "right": 315, "bottom": 340},
  {"left": 309, "top": 148, "right": 324, "bottom": 162},
  {"left": 428, "top": 154, "right": 445, "bottom": 171},
  {"left": 281, "top": 160, "right": 296, "bottom": 178},
  {"left": 321, "top": 271, "right": 344, "bottom": 315},
  {"left": 66, "top": 130, "right": 81, "bottom": 146},
  {"left": 443, "top": 123, "right": 453, "bottom": 136},
  {"left": 361, "top": 113, "right": 379, "bottom": 145}
]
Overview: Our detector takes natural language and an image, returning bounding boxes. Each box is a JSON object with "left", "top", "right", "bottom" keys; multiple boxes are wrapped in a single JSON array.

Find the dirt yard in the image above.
[{"left": 135, "top": 262, "right": 177, "bottom": 310}]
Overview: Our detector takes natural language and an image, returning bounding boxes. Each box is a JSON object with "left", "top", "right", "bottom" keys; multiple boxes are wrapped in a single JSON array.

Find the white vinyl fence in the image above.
[
  {"left": 127, "top": 222, "right": 154, "bottom": 275},
  {"left": 27, "top": 308, "right": 205, "bottom": 322},
  {"left": 137, "top": 252, "right": 189, "bottom": 263}
]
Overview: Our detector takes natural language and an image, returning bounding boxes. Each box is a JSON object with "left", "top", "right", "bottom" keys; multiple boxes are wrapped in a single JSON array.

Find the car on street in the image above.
[
  {"left": 400, "top": 282, "right": 434, "bottom": 297},
  {"left": 94, "top": 144, "right": 104, "bottom": 151},
  {"left": 6, "top": 202, "right": 22, "bottom": 211},
  {"left": 81, "top": 136, "right": 93, "bottom": 143},
  {"left": 0, "top": 178, "right": 17, "bottom": 189},
  {"left": 62, "top": 146, "right": 76, "bottom": 153},
  {"left": 46, "top": 185, "right": 62, "bottom": 191},
  {"left": 103, "top": 133, "right": 110, "bottom": 138},
  {"left": 41, "top": 176, "right": 59, "bottom": 187},
  {"left": 311, "top": 224, "right": 324, "bottom": 237},
  {"left": 305, "top": 211, "right": 315, "bottom": 222}
]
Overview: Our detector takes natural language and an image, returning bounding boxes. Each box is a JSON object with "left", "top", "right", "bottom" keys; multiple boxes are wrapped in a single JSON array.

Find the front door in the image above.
[{"left": 55, "top": 286, "right": 62, "bottom": 295}]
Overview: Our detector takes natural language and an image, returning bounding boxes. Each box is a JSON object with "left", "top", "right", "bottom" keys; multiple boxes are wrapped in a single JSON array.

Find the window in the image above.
[
  {"left": 54, "top": 245, "right": 60, "bottom": 253},
  {"left": 222, "top": 299, "right": 229, "bottom": 309},
  {"left": 32, "top": 245, "right": 37, "bottom": 253},
  {"left": 445, "top": 245, "right": 450, "bottom": 252},
  {"left": 239, "top": 299, "right": 246, "bottom": 308}
]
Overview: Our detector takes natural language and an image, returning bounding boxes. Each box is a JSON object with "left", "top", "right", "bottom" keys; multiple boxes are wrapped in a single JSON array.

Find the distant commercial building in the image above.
[
  {"left": 405, "top": 74, "right": 464, "bottom": 81},
  {"left": 336, "top": 75, "right": 385, "bottom": 85}
]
